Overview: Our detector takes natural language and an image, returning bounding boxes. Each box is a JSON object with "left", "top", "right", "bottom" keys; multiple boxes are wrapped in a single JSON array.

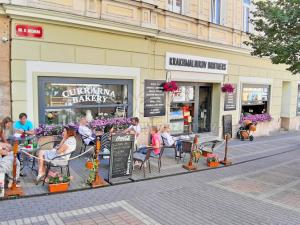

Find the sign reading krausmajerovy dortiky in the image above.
[{"left": 166, "top": 52, "right": 228, "bottom": 74}]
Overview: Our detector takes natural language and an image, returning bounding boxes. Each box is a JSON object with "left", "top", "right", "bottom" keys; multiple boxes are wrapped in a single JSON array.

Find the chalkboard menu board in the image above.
[
  {"left": 109, "top": 134, "right": 135, "bottom": 182},
  {"left": 224, "top": 84, "right": 237, "bottom": 111},
  {"left": 223, "top": 115, "right": 232, "bottom": 138},
  {"left": 297, "top": 85, "right": 300, "bottom": 116},
  {"left": 144, "top": 80, "right": 166, "bottom": 117}
]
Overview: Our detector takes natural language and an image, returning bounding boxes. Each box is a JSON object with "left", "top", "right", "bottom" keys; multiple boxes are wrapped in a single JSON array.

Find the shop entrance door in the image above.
[{"left": 198, "top": 86, "right": 212, "bottom": 133}]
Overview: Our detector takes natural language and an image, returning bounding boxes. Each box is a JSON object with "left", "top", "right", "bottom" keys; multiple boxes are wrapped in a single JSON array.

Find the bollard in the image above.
[
  {"left": 5, "top": 140, "right": 24, "bottom": 197},
  {"left": 220, "top": 134, "right": 232, "bottom": 166},
  {"left": 182, "top": 135, "right": 198, "bottom": 171},
  {"left": 91, "top": 136, "right": 107, "bottom": 188}
]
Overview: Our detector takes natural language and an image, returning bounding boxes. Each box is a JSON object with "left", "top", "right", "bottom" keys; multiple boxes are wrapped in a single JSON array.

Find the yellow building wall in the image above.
[{"left": 10, "top": 19, "right": 300, "bottom": 136}]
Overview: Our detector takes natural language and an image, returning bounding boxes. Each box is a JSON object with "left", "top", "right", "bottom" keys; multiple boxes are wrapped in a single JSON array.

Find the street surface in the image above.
[{"left": 1, "top": 133, "right": 300, "bottom": 225}]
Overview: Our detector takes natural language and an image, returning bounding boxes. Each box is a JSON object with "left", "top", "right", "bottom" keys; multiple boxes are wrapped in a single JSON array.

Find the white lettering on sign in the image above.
[
  {"left": 115, "top": 135, "right": 131, "bottom": 142},
  {"left": 166, "top": 52, "right": 228, "bottom": 74},
  {"left": 61, "top": 86, "right": 115, "bottom": 104}
]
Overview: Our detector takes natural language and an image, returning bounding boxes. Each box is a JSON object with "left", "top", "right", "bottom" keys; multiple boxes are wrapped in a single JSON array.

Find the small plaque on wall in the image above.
[{"left": 224, "top": 84, "right": 237, "bottom": 111}]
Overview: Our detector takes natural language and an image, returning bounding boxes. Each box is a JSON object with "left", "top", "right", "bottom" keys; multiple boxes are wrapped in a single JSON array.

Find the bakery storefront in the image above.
[
  {"left": 38, "top": 77, "right": 133, "bottom": 124},
  {"left": 165, "top": 53, "right": 227, "bottom": 136}
]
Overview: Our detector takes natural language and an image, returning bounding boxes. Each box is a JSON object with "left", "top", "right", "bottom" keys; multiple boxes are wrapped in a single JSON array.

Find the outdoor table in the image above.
[
  {"left": 18, "top": 144, "right": 40, "bottom": 176},
  {"left": 7, "top": 135, "right": 35, "bottom": 145}
]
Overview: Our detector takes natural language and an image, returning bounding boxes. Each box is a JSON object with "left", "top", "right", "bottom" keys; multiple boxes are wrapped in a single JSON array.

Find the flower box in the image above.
[
  {"left": 48, "top": 182, "right": 69, "bottom": 193},
  {"left": 207, "top": 161, "right": 219, "bottom": 168}
]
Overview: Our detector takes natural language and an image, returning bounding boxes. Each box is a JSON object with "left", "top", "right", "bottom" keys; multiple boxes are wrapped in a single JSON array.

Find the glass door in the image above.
[{"left": 198, "top": 86, "right": 212, "bottom": 133}]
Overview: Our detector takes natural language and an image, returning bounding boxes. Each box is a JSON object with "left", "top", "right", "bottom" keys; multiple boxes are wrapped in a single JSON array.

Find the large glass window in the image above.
[
  {"left": 38, "top": 77, "right": 133, "bottom": 124},
  {"left": 241, "top": 84, "right": 270, "bottom": 115}
]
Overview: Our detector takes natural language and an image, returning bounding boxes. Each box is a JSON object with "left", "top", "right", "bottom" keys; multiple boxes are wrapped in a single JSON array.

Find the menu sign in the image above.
[
  {"left": 297, "top": 85, "right": 300, "bottom": 116},
  {"left": 144, "top": 80, "right": 166, "bottom": 117},
  {"left": 109, "top": 134, "right": 134, "bottom": 182},
  {"left": 223, "top": 115, "right": 232, "bottom": 138},
  {"left": 224, "top": 84, "right": 237, "bottom": 111}
]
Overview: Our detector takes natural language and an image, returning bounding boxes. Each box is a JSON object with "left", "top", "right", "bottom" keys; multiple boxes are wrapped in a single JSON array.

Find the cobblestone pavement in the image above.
[{"left": 1, "top": 134, "right": 300, "bottom": 225}]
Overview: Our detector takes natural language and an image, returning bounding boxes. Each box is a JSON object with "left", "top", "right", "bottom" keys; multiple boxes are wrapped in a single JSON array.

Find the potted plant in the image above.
[
  {"left": 207, "top": 153, "right": 219, "bottom": 168},
  {"left": 221, "top": 83, "right": 235, "bottom": 93},
  {"left": 46, "top": 172, "right": 71, "bottom": 193},
  {"left": 162, "top": 81, "right": 179, "bottom": 92},
  {"left": 86, "top": 159, "right": 99, "bottom": 185}
]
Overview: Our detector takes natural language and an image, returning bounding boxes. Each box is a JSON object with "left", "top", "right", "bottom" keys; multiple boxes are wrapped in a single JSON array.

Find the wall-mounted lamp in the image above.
[{"left": 1, "top": 37, "right": 9, "bottom": 43}]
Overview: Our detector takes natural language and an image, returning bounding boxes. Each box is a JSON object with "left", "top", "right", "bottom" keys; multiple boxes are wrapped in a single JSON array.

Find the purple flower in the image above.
[{"left": 239, "top": 113, "right": 272, "bottom": 124}]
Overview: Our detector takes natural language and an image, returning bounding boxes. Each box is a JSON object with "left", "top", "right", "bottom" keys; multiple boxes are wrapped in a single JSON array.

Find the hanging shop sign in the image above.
[
  {"left": 61, "top": 86, "right": 116, "bottom": 104},
  {"left": 144, "top": 80, "right": 166, "bottom": 117},
  {"left": 166, "top": 52, "right": 228, "bottom": 74},
  {"left": 224, "top": 84, "right": 237, "bottom": 111},
  {"left": 16, "top": 24, "right": 43, "bottom": 38}
]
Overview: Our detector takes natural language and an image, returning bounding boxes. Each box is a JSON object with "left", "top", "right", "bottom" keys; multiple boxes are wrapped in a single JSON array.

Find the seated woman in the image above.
[
  {"left": 36, "top": 126, "right": 77, "bottom": 182},
  {"left": 100, "top": 125, "right": 114, "bottom": 157},
  {"left": 160, "top": 124, "right": 182, "bottom": 151},
  {"left": 0, "top": 117, "right": 13, "bottom": 149},
  {"left": 137, "top": 126, "right": 161, "bottom": 156},
  {"left": 0, "top": 142, "right": 20, "bottom": 188}
]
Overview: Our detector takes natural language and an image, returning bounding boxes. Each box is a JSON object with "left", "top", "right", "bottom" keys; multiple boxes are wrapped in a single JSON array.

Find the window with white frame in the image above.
[
  {"left": 211, "top": 0, "right": 221, "bottom": 24},
  {"left": 243, "top": 0, "right": 250, "bottom": 32},
  {"left": 168, "top": 0, "right": 183, "bottom": 14}
]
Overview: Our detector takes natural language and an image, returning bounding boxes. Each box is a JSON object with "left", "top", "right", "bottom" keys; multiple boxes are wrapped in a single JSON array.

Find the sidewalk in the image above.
[{"left": 1, "top": 133, "right": 300, "bottom": 224}]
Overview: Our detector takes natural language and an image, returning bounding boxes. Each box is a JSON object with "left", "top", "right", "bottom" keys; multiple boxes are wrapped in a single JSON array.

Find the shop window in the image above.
[
  {"left": 170, "top": 86, "right": 195, "bottom": 135},
  {"left": 168, "top": 0, "right": 184, "bottom": 14},
  {"left": 243, "top": 0, "right": 250, "bottom": 33},
  {"left": 241, "top": 84, "right": 270, "bottom": 116},
  {"left": 211, "top": 0, "right": 221, "bottom": 24},
  {"left": 39, "top": 77, "right": 133, "bottom": 124}
]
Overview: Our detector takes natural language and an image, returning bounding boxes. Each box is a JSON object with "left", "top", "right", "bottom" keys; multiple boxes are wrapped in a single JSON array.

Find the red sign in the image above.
[{"left": 16, "top": 24, "right": 43, "bottom": 38}]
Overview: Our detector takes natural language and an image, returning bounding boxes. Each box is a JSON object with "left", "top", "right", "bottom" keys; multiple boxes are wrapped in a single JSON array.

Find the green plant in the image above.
[
  {"left": 45, "top": 171, "right": 71, "bottom": 184},
  {"left": 207, "top": 153, "right": 219, "bottom": 163},
  {"left": 86, "top": 159, "right": 98, "bottom": 185}
]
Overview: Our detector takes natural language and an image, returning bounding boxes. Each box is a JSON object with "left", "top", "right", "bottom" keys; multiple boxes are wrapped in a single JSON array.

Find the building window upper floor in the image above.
[
  {"left": 243, "top": 0, "right": 251, "bottom": 33},
  {"left": 211, "top": 0, "right": 221, "bottom": 24},
  {"left": 167, "top": 0, "right": 184, "bottom": 14}
]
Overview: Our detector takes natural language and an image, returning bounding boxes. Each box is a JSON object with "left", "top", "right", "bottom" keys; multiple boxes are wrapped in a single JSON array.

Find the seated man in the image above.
[
  {"left": 0, "top": 142, "right": 20, "bottom": 188},
  {"left": 78, "top": 116, "right": 95, "bottom": 145},
  {"left": 14, "top": 113, "right": 35, "bottom": 136},
  {"left": 124, "top": 117, "right": 141, "bottom": 138}
]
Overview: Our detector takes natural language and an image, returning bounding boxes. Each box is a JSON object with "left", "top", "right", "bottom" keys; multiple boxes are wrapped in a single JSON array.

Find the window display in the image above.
[
  {"left": 170, "top": 85, "right": 195, "bottom": 135},
  {"left": 39, "top": 77, "right": 132, "bottom": 124},
  {"left": 241, "top": 84, "right": 270, "bottom": 115}
]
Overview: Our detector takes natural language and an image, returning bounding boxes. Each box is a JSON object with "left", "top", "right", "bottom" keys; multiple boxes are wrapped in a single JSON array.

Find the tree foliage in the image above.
[{"left": 245, "top": 0, "right": 300, "bottom": 74}]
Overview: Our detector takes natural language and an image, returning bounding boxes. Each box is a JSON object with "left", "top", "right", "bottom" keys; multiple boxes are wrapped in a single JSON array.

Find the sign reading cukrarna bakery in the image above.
[
  {"left": 166, "top": 53, "right": 228, "bottom": 74},
  {"left": 62, "top": 86, "right": 116, "bottom": 104}
]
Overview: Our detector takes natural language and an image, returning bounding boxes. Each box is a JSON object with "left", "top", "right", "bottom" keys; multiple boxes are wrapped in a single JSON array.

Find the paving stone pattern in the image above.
[{"left": 1, "top": 134, "right": 300, "bottom": 225}]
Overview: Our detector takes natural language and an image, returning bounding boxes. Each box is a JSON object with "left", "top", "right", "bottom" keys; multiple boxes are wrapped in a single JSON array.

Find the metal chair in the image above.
[
  {"left": 42, "top": 150, "right": 76, "bottom": 186},
  {"left": 133, "top": 147, "right": 153, "bottom": 178},
  {"left": 79, "top": 134, "right": 95, "bottom": 154},
  {"left": 150, "top": 147, "right": 165, "bottom": 173},
  {"left": 161, "top": 135, "right": 178, "bottom": 161}
]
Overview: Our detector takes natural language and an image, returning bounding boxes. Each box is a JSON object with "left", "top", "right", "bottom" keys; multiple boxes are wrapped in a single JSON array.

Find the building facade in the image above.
[{"left": 0, "top": 0, "right": 299, "bottom": 138}]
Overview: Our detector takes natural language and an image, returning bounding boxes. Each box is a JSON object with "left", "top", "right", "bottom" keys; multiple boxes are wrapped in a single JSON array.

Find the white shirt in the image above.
[
  {"left": 129, "top": 124, "right": 141, "bottom": 137},
  {"left": 78, "top": 125, "right": 94, "bottom": 145},
  {"left": 62, "top": 136, "right": 77, "bottom": 160},
  {"left": 161, "top": 132, "right": 175, "bottom": 146}
]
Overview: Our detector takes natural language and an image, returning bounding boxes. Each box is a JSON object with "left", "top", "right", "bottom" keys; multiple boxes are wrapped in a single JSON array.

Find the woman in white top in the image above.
[{"left": 36, "top": 126, "right": 77, "bottom": 182}]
